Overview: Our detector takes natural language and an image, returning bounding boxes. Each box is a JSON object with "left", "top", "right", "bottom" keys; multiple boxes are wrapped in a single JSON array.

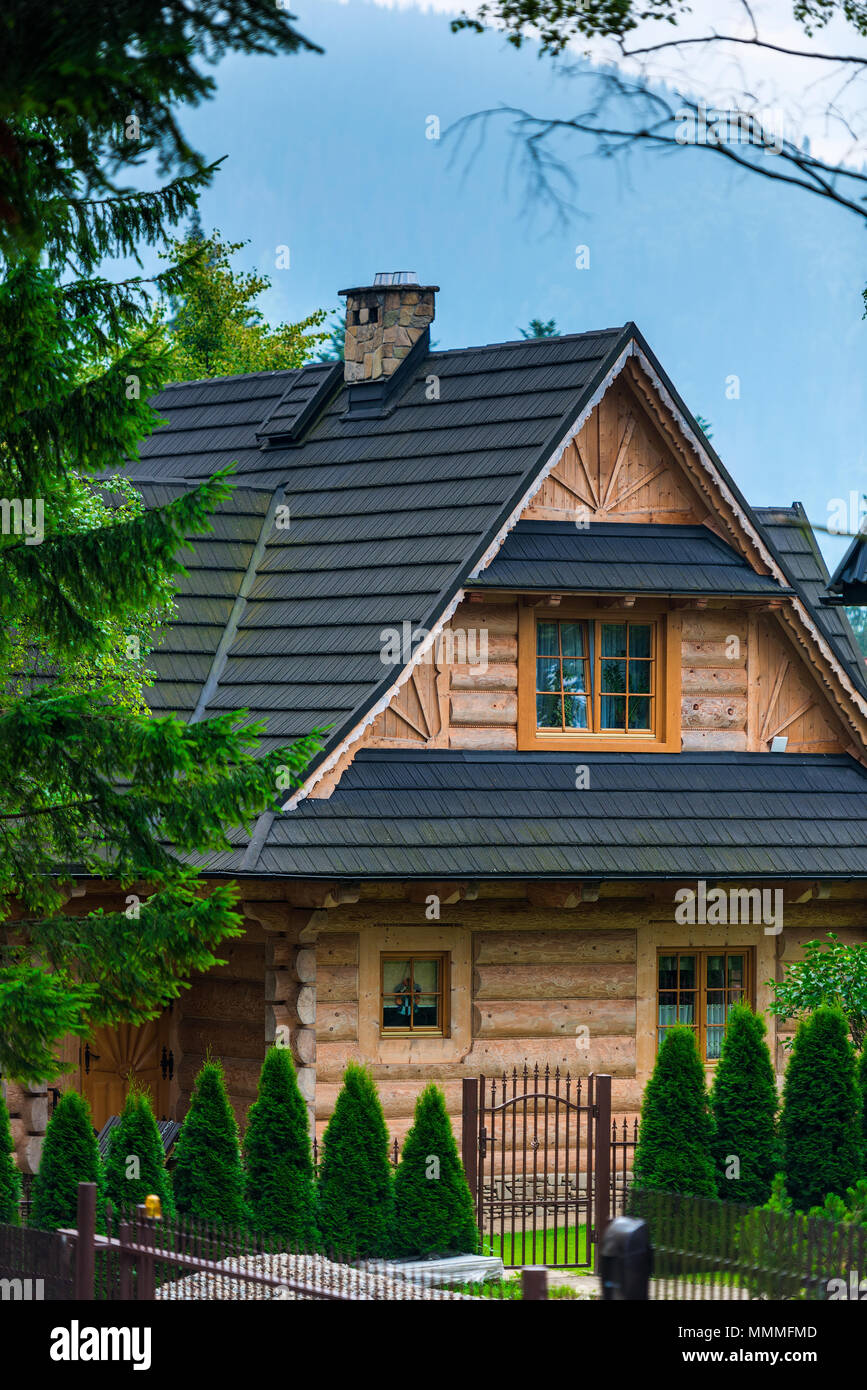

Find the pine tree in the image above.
[
  {"left": 780, "top": 1005, "right": 862, "bottom": 1210},
  {"left": 243, "top": 1048, "right": 317, "bottom": 1244},
  {"left": 172, "top": 1059, "right": 245, "bottom": 1225},
  {"left": 391, "top": 1085, "right": 478, "bottom": 1258},
  {"left": 31, "top": 1091, "right": 101, "bottom": 1230},
  {"left": 103, "top": 1088, "right": 174, "bottom": 1218},
  {"left": 710, "top": 1003, "right": 779, "bottom": 1204},
  {"left": 0, "top": 1087, "right": 21, "bottom": 1223},
  {"left": 0, "top": 4, "right": 323, "bottom": 1084},
  {"left": 633, "top": 1026, "right": 717, "bottom": 1196},
  {"left": 317, "top": 1064, "right": 393, "bottom": 1259}
]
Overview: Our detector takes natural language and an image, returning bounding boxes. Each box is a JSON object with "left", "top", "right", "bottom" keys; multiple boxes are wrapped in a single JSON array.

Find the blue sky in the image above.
[{"left": 175, "top": 0, "right": 866, "bottom": 570}]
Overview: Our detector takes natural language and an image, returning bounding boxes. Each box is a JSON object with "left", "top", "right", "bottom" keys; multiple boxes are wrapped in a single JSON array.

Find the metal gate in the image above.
[{"left": 462, "top": 1067, "right": 611, "bottom": 1269}]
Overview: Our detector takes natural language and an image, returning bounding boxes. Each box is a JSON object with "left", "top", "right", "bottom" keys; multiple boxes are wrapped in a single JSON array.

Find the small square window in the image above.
[{"left": 381, "top": 953, "right": 448, "bottom": 1034}]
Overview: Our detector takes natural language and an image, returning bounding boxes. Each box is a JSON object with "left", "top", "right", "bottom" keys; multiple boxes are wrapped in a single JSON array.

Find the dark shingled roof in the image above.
[
  {"left": 755, "top": 505, "right": 867, "bottom": 696},
  {"left": 473, "top": 521, "right": 789, "bottom": 596},
  {"left": 827, "top": 527, "right": 867, "bottom": 605},
  {"left": 120, "top": 324, "right": 867, "bottom": 878},
  {"left": 197, "top": 750, "right": 867, "bottom": 879},
  {"left": 132, "top": 329, "right": 634, "bottom": 749}
]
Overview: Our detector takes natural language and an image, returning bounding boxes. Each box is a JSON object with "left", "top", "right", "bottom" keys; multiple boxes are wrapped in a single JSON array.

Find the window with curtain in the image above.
[
  {"left": 380, "top": 954, "right": 448, "bottom": 1034},
  {"left": 657, "top": 950, "right": 750, "bottom": 1060}
]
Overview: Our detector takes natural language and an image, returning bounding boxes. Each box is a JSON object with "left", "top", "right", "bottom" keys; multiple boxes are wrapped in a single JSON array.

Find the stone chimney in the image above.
[{"left": 339, "top": 271, "right": 437, "bottom": 382}]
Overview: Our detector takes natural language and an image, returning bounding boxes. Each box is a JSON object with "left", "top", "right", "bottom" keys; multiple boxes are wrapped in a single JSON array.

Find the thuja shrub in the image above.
[
  {"left": 317, "top": 1063, "right": 393, "bottom": 1260},
  {"left": 633, "top": 1025, "right": 716, "bottom": 1197},
  {"left": 0, "top": 1088, "right": 21, "bottom": 1223},
  {"left": 710, "top": 1002, "right": 779, "bottom": 1205},
  {"left": 780, "top": 1005, "right": 861, "bottom": 1211},
  {"left": 173, "top": 1058, "right": 246, "bottom": 1225},
  {"left": 244, "top": 1047, "right": 317, "bottom": 1244},
  {"left": 858, "top": 1047, "right": 867, "bottom": 1169},
  {"left": 103, "top": 1087, "right": 174, "bottom": 1218},
  {"left": 31, "top": 1091, "right": 101, "bottom": 1231},
  {"left": 391, "top": 1084, "right": 478, "bottom": 1258}
]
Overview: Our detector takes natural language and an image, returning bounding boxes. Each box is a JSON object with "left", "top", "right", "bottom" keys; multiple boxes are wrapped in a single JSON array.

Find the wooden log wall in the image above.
[
  {"left": 364, "top": 596, "right": 848, "bottom": 757},
  {"left": 311, "top": 890, "right": 867, "bottom": 1168},
  {"left": 177, "top": 921, "right": 268, "bottom": 1128}
]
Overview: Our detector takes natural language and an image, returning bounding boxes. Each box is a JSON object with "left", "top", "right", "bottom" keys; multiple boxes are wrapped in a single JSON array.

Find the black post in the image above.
[{"left": 521, "top": 1266, "right": 548, "bottom": 1300}]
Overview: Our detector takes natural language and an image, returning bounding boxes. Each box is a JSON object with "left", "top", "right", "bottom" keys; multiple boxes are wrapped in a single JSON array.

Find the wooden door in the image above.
[{"left": 80, "top": 1016, "right": 173, "bottom": 1131}]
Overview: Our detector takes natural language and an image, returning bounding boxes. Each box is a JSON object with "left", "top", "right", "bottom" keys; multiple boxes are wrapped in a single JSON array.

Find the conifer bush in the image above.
[
  {"left": 633, "top": 1025, "right": 717, "bottom": 1196},
  {"left": 103, "top": 1087, "right": 174, "bottom": 1218},
  {"left": 317, "top": 1063, "right": 393, "bottom": 1259},
  {"left": 391, "top": 1084, "right": 478, "bottom": 1258},
  {"left": 858, "top": 1047, "right": 867, "bottom": 1170},
  {"left": 710, "top": 1002, "right": 779, "bottom": 1204},
  {"left": 31, "top": 1091, "right": 101, "bottom": 1230},
  {"left": 0, "top": 1088, "right": 21, "bottom": 1223},
  {"left": 244, "top": 1047, "right": 317, "bottom": 1244},
  {"left": 780, "top": 1004, "right": 861, "bottom": 1210},
  {"left": 172, "top": 1058, "right": 245, "bottom": 1225}
]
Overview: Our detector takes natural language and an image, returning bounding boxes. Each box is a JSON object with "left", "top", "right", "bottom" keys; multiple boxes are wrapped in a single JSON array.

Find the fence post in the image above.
[
  {"left": 74, "top": 1182, "right": 96, "bottom": 1300},
  {"left": 521, "top": 1266, "right": 548, "bottom": 1300},
  {"left": 461, "top": 1077, "right": 479, "bottom": 1211},
  {"left": 593, "top": 1073, "right": 612, "bottom": 1251},
  {"left": 135, "top": 1206, "right": 156, "bottom": 1301}
]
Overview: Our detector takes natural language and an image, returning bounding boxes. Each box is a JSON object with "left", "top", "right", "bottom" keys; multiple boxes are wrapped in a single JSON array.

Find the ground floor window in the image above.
[
  {"left": 657, "top": 950, "right": 752, "bottom": 1061},
  {"left": 380, "top": 953, "right": 448, "bottom": 1034}
]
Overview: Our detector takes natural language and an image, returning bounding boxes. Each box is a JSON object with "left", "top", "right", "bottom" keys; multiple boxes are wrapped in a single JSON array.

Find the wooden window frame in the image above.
[
  {"left": 656, "top": 948, "right": 754, "bottom": 1063},
  {"left": 379, "top": 951, "right": 450, "bottom": 1037},
  {"left": 518, "top": 599, "right": 682, "bottom": 751}
]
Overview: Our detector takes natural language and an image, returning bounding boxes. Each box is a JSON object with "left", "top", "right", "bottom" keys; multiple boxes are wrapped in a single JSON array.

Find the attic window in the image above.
[
  {"left": 536, "top": 619, "right": 654, "bottom": 732},
  {"left": 518, "top": 600, "right": 681, "bottom": 751}
]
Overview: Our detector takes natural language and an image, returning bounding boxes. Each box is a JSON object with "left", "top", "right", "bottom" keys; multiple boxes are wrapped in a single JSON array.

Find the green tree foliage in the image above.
[
  {"left": 0, "top": 1087, "right": 21, "bottom": 1222},
  {"left": 768, "top": 932, "right": 867, "bottom": 1051},
  {"left": 847, "top": 606, "right": 867, "bottom": 659},
  {"left": 243, "top": 1047, "right": 317, "bottom": 1244},
  {"left": 0, "top": 3, "right": 323, "bottom": 1083},
  {"left": 317, "top": 1063, "right": 393, "bottom": 1259},
  {"left": 780, "top": 1005, "right": 862, "bottom": 1211},
  {"left": 633, "top": 1025, "right": 716, "bottom": 1196},
  {"left": 315, "top": 311, "right": 347, "bottom": 362},
  {"left": 710, "top": 1003, "right": 778, "bottom": 1205},
  {"left": 159, "top": 229, "right": 328, "bottom": 380},
  {"left": 103, "top": 1088, "right": 174, "bottom": 1217},
  {"left": 31, "top": 1090, "right": 101, "bottom": 1230},
  {"left": 172, "top": 1059, "right": 245, "bottom": 1225},
  {"left": 519, "top": 318, "right": 558, "bottom": 338},
  {"left": 391, "top": 1084, "right": 478, "bottom": 1258}
]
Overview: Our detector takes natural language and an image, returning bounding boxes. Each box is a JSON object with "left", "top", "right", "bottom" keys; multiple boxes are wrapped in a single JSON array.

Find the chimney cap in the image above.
[{"left": 339, "top": 273, "right": 439, "bottom": 295}]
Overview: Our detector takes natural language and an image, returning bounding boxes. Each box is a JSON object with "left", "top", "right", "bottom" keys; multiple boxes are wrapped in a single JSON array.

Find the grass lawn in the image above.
[{"left": 484, "top": 1223, "right": 592, "bottom": 1269}]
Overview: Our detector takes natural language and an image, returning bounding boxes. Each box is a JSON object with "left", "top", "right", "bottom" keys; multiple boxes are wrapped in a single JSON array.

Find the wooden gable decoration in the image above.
[{"left": 525, "top": 369, "right": 712, "bottom": 527}]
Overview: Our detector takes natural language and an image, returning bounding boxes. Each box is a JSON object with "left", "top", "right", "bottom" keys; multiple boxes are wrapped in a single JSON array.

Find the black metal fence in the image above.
[
  {"left": 33, "top": 1184, "right": 548, "bottom": 1301},
  {"left": 0, "top": 1220, "right": 73, "bottom": 1301},
  {"left": 629, "top": 1188, "right": 867, "bottom": 1300}
]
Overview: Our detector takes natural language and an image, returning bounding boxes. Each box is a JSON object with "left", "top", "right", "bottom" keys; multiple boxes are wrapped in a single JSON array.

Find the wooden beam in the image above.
[
  {"left": 526, "top": 882, "right": 602, "bottom": 908},
  {"left": 598, "top": 595, "right": 637, "bottom": 609},
  {"left": 405, "top": 881, "right": 476, "bottom": 906}
]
